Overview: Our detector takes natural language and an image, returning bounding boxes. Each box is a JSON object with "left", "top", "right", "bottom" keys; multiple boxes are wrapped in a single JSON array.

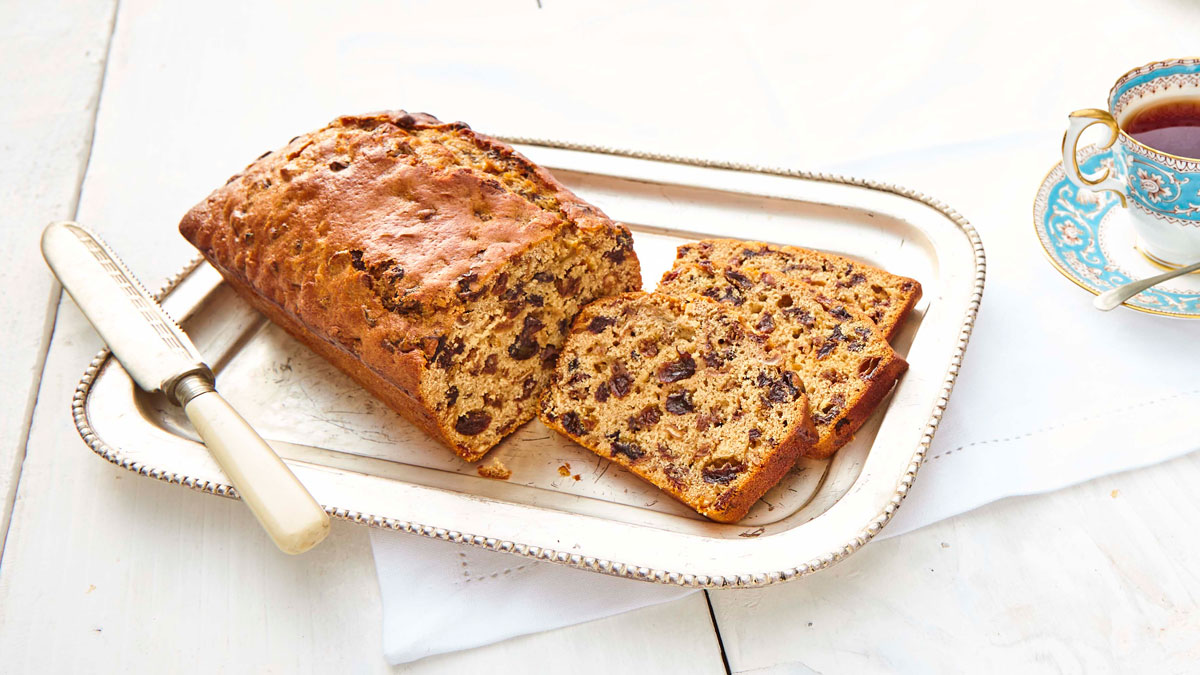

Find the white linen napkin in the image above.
[
  {"left": 371, "top": 530, "right": 693, "bottom": 664},
  {"left": 371, "top": 133, "right": 1200, "bottom": 664},
  {"left": 827, "top": 132, "right": 1200, "bottom": 537}
]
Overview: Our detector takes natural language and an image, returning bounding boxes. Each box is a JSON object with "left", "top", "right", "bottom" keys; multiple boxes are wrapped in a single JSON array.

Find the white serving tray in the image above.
[{"left": 74, "top": 140, "right": 984, "bottom": 588}]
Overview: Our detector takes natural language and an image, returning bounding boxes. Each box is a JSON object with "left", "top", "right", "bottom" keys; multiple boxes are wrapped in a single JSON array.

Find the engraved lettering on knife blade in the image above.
[{"left": 71, "top": 229, "right": 192, "bottom": 356}]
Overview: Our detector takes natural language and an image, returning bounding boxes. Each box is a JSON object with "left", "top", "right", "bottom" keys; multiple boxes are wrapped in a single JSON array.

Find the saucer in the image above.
[{"left": 1034, "top": 145, "right": 1200, "bottom": 318}]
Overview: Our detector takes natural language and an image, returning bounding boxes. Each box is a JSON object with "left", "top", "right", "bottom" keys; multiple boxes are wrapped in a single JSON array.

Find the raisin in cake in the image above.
[
  {"left": 674, "top": 239, "right": 921, "bottom": 341},
  {"left": 659, "top": 261, "right": 906, "bottom": 458},
  {"left": 180, "top": 111, "right": 642, "bottom": 461},
  {"left": 540, "top": 292, "right": 817, "bottom": 523}
]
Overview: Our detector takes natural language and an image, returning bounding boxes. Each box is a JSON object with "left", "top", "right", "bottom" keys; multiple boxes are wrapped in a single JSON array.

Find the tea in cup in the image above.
[{"left": 1063, "top": 58, "right": 1200, "bottom": 267}]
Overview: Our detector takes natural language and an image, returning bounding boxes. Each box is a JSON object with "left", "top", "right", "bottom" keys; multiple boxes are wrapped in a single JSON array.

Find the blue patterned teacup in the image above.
[{"left": 1063, "top": 58, "right": 1200, "bottom": 268}]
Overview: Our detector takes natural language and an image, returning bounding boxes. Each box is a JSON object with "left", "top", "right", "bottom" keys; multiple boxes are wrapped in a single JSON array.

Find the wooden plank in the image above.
[
  {"left": 0, "top": 301, "right": 723, "bottom": 672},
  {"left": 700, "top": 3, "right": 1200, "bottom": 671},
  {"left": 0, "top": 1, "right": 728, "bottom": 671},
  {"left": 17, "top": 0, "right": 1200, "bottom": 670},
  {"left": 0, "top": 306, "right": 723, "bottom": 673},
  {"left": 0, "top": 0, "right": 117, "bottom": 558},
  {"left": 706, "top": 116, "right": 1200, "bottom": 674},
  {"left": 710, "top": 454, "right": 1200, "bottom": 673},
  {"left": 403, "top": 593, "right": 724, "bottom": 674}
]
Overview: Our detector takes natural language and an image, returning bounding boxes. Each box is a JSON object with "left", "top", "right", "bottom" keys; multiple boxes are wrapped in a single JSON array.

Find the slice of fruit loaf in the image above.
[
  {"left": 659, "top": 261, "right": 906, "bottom": 459},
  {"left": 674, "top": 239, "right": 921, "bottom": 341},
  {"left": 539, "top": 292, "right": 817, "bottom": 523}
]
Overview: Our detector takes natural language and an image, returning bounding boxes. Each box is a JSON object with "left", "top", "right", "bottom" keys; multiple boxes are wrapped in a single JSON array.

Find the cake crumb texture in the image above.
[
  {"left": 673, "top": 239, "right": 921, "bottom": 341},
  {"left": 540, "top": 292, "right": 816, "bottom": 522}
]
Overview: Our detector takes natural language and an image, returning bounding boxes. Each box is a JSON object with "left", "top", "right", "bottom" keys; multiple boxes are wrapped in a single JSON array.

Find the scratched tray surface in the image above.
[{"left": 81, "top": 142, "right": 982, "bottom": 586}]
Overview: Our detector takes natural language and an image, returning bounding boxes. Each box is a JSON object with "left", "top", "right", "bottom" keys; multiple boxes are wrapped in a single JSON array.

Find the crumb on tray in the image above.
[{"left": 477, "top": 459, "right": 512, "bottom": 480}]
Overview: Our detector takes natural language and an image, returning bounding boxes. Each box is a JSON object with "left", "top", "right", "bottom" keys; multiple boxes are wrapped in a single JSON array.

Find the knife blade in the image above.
[
  {"left": 42, "top": 221, "right": 211, "bottom": 399},
  {"left": 42, "top": 222, "right": 330, "bottom": 554}
]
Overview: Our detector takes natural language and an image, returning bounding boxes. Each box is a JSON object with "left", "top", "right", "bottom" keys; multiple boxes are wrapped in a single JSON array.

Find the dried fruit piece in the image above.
[
  {"left": 508, "top": 315, "right": 544, "bottom": 360},
  {"left": 455, "top": 410, "right": 492, "bottom": 436},
  {"left": 587, "top": 316, "right": 617, "bottom": 334},
  {"left": 608, "top": 367, "right": 633, "bottom": 398},
  {"left": 611, "top": 440, "right": 645, "bottom": 461},
  {"left": 665, "top": 391, "right": 695, "bottom": 415},
  {"left": 656, "top": 352, "right": 696, "bottom": 383},
  {"left": 636, "top": 405, "right": 662, "bottom": 428},
  {"left": 758, "top": 371, "right": 802, "bottom": 405},
  {"left": 702, "top": 459, "right": 746, "bottom": 485},
  {"left": 725, "top": 269, "right": 752, "bottom": 289},
  {"left": 561, "top": 411, "right": 586, "bottom": 437},
  {"left": 517, "top": 376, "right": 538, "bottom": 401}
]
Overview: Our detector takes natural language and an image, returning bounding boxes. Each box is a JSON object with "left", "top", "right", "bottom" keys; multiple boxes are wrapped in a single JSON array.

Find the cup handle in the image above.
[{"left": 1061, "top": 109, "right": 1127, "bottom": 207}]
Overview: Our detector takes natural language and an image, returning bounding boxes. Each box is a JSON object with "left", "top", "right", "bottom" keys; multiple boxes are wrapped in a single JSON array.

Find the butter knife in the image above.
[{"left": 41, "top": 222, "right": 330, "bottom": 554}]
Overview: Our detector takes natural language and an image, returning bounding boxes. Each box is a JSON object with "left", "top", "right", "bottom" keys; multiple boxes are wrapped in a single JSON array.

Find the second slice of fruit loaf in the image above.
[
  {"left": 674, "top": 239, "right": 922, "bottom": 342},
  {"left": 659, "top": 260, "right": 906, "bottom": 459}
]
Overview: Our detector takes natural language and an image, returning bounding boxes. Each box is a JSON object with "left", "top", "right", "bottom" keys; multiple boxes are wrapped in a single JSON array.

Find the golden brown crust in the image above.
[
  {"left": 812, "top": 350, "right": 906, "bottom": 458},
  {"left": 674, "top": 239, "right": 922, "bottom": 342},
  {"left": 540, "top": 292, "right": 816, "bottom": 523},
  {"left": 214, "top": 256, "right": 466, "bottom": 454},
  {"left": 702, "top": 425, "right": 807, "bottom": 522},
  {"left": 180, "top": 110, "right": 640, "bottom": 460}
]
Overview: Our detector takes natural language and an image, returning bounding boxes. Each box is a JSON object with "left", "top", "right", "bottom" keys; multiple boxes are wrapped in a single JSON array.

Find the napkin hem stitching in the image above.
[{"left": 929, "top": 387, "right": 1200, "bottom": 461}]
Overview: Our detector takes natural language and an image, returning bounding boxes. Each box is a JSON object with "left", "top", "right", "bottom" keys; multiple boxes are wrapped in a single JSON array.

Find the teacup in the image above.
[{"left": 1063, "top": 58, "right": 1200, "bottom": 268}]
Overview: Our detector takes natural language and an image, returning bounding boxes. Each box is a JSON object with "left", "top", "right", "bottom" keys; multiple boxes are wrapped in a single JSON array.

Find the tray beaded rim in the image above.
[{"left": 71, "top": 137, "right": 986, "bottom": 588}]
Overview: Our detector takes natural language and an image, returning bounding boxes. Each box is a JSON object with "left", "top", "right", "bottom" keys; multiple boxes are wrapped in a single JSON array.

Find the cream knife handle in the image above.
[{"left": 176, "top": 376, "right": 330, "bottom": 554}]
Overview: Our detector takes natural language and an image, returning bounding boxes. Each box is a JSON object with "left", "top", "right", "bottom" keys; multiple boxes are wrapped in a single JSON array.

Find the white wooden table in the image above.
[{"left": 3, "top": 1, "right": 1199, "bottom": 672}]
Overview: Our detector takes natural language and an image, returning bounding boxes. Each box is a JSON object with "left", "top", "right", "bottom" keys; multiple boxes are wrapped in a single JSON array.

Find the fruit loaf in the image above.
[{"left": 179, "top": 111, "right": 642, "bottom": 461}]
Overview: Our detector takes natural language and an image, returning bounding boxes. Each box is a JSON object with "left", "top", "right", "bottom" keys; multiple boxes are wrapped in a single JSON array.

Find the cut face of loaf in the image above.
[
  {"left": 659, "top": 261, "right": 906, "bottom": 458},
  {"left": 419, "top": 226, "right": 639, "bottom": 457},
  {"left": 540, "top": 292, "right": 817, "bottom": 523},
  {"left": 674, "top": 239, "right": 922, "bottom": 341},
  {"left": 179, "top": 111, "right": 641, "bottom": 461}
]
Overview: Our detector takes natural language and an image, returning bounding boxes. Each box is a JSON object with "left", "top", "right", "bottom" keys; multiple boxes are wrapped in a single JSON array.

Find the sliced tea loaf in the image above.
[
  {"left": 659, "top": 261, "right": 906, "bottom": 458},
  {"left": 180, "top": 111, "right": 642, "bottom": 462},
  {"left": 674, "top": 239, "right": 921, "bottom": 341},
  {"left": 540, "top": 292, "right": 817, "bottom": 523}
]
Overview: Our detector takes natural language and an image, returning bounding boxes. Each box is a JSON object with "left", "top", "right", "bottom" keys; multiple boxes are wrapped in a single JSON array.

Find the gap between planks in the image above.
[{"left": 0, "top": 0, "right": 121, "bottom": 563}]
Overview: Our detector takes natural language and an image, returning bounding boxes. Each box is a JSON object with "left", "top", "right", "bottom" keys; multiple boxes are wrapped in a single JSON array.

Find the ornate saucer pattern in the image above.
[{"left": 1034, "top": 145, "right": 1200, "bottom": 318}]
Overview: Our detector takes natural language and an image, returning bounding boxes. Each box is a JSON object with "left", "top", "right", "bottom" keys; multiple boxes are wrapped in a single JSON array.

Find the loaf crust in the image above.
[
  {"left": 540, "top": 292, "right": 817, "bottom": 522},
  {"left": 180, "top": 111, "right": 641, "bottom": 461},
  {"left": 659, "top": 260, "right": 906, "bottom": 459},
  {"left": 674, "top": 239, "right": 922, "bottom": 342}
]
